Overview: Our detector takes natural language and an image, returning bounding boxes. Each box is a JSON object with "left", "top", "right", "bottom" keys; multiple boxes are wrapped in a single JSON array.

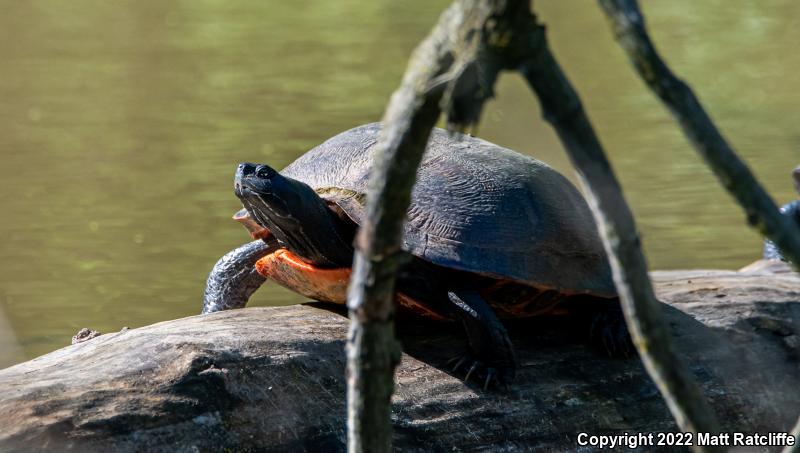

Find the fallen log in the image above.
[{"left": 1, "top": 263, "right": 799, "bottom": 452}]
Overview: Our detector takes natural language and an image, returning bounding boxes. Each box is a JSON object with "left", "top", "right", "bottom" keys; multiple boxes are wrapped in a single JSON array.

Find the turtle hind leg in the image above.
[
  {"left": 585, "top": 297, "right": 634, "bottom": 358},
  {"left": 446, "top": 289, "right": 517, "bottom": 388}
]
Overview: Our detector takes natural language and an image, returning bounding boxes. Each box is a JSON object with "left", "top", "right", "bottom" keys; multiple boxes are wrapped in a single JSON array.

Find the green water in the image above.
[{"left": 1, "top": 1, "right": 798, "bottom": 367}]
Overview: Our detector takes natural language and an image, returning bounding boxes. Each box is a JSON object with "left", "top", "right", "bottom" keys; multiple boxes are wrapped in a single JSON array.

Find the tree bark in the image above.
[
  {"left": 2, "top": 264, "right": 799, "bottom": 452},
  {"left": 596, "top": 0, "right": 800, "bottom": 269}
]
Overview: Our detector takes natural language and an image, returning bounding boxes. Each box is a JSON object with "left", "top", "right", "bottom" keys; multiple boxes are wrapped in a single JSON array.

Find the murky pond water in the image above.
[{"left": 1, "top": 1, "right": 798, "bottom": 366}]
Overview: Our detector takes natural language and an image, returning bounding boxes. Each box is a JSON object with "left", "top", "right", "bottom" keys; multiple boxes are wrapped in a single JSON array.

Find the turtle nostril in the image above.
[{"left": 255, "top": 165, "right": 277, "bottom": 179}]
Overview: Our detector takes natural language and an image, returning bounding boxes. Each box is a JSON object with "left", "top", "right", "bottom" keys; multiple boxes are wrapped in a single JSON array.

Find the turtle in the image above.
[
  {"left": 763, "top": 165, "right": 800, "bottom": 261},
  {"left": 203, "top": 123, "right": 631, "bottom": 386}
]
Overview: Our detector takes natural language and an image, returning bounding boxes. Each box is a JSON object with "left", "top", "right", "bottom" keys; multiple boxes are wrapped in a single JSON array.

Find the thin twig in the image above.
[
  {"left": 597, "top": 0, "right": 800, "bottom": 268},
  {"left": 345, "top": 2, "right": 466, "bottom": 451},
  {"left": 508, "top": 4, "right": 723, "bottom": 450},
  {"left": 345, "top": 1, "right": 541, "bottom": 450}
]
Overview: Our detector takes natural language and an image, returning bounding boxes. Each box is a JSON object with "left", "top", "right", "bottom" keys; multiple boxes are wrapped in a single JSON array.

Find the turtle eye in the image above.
[{"left": 255, "top": 165, "right": 277, "bottom": 179}]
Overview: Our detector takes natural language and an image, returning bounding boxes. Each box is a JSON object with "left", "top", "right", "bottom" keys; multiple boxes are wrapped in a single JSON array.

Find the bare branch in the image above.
[
  {"left": 508, "top": 4, "right": 723, "bottom": 449},
  {"left": 345, "top": 1, "right": 519, "bottom": 450},
  {"left": 597, "top": 0, "right": 800, "bottom": 269},
  {"left": 345, "top": 1, "right": 553, "bottom": 449}
]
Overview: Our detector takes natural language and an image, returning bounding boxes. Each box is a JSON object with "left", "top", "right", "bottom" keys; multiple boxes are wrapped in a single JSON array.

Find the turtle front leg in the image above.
[
  {"left": 202, "top": 240, "right": 278, "bottom": 314},
  {"left": 446, "top": 289, "right": 517, "bottom": 388}
]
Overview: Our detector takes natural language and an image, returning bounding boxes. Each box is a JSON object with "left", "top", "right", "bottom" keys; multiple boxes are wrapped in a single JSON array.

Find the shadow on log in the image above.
[{"left": 1, "top": 263, "right": 799, "bottom": 452}]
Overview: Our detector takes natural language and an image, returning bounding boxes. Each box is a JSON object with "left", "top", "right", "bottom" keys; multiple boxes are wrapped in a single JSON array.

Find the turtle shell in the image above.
[{"left": 282, "top": 123, "right": 616, "bottom": 298}]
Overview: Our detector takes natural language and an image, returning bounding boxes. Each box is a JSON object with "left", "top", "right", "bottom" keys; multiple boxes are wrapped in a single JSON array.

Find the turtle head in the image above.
[{"left": 234, "top": 162, "right": 354, "bottom": 267}]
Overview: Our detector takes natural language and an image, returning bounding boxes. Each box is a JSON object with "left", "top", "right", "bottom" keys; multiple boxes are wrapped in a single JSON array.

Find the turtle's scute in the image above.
[{"left": 282, "top": 123, "right": 615, "bottom": 299}]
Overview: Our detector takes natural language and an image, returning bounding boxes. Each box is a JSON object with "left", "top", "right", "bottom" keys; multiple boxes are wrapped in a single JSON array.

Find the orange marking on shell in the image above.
[
  {"left": 255, "top": 249, "right": 451, "bottom": 321},
  {"left": 256, "top": 249, "right": 351, "bottom": 304}
]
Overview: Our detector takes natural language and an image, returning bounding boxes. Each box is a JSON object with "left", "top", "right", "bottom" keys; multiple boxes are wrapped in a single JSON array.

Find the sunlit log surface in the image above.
[{"left": 1, "top": 263, "right": 798, "bottom": 452}]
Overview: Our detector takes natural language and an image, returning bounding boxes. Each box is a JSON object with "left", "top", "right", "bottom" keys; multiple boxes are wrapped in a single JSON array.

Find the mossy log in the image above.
[{"left": 1, "top": 263, "right": 799, "bottom": 452}]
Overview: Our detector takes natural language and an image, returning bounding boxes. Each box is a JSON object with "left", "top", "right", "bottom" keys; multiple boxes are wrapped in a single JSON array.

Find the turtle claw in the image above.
[
  {"left": 483, "top": 368, "right": 496, "bottom": 391},
  {"left": 450, "top": 356, "right": 469, "bottom": 372},
  {"left": 464, "top": 361, "right": 479, "bottom": 382},
  {"left": 446, "top": 354, "right": 511, "bottom": 390}
]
